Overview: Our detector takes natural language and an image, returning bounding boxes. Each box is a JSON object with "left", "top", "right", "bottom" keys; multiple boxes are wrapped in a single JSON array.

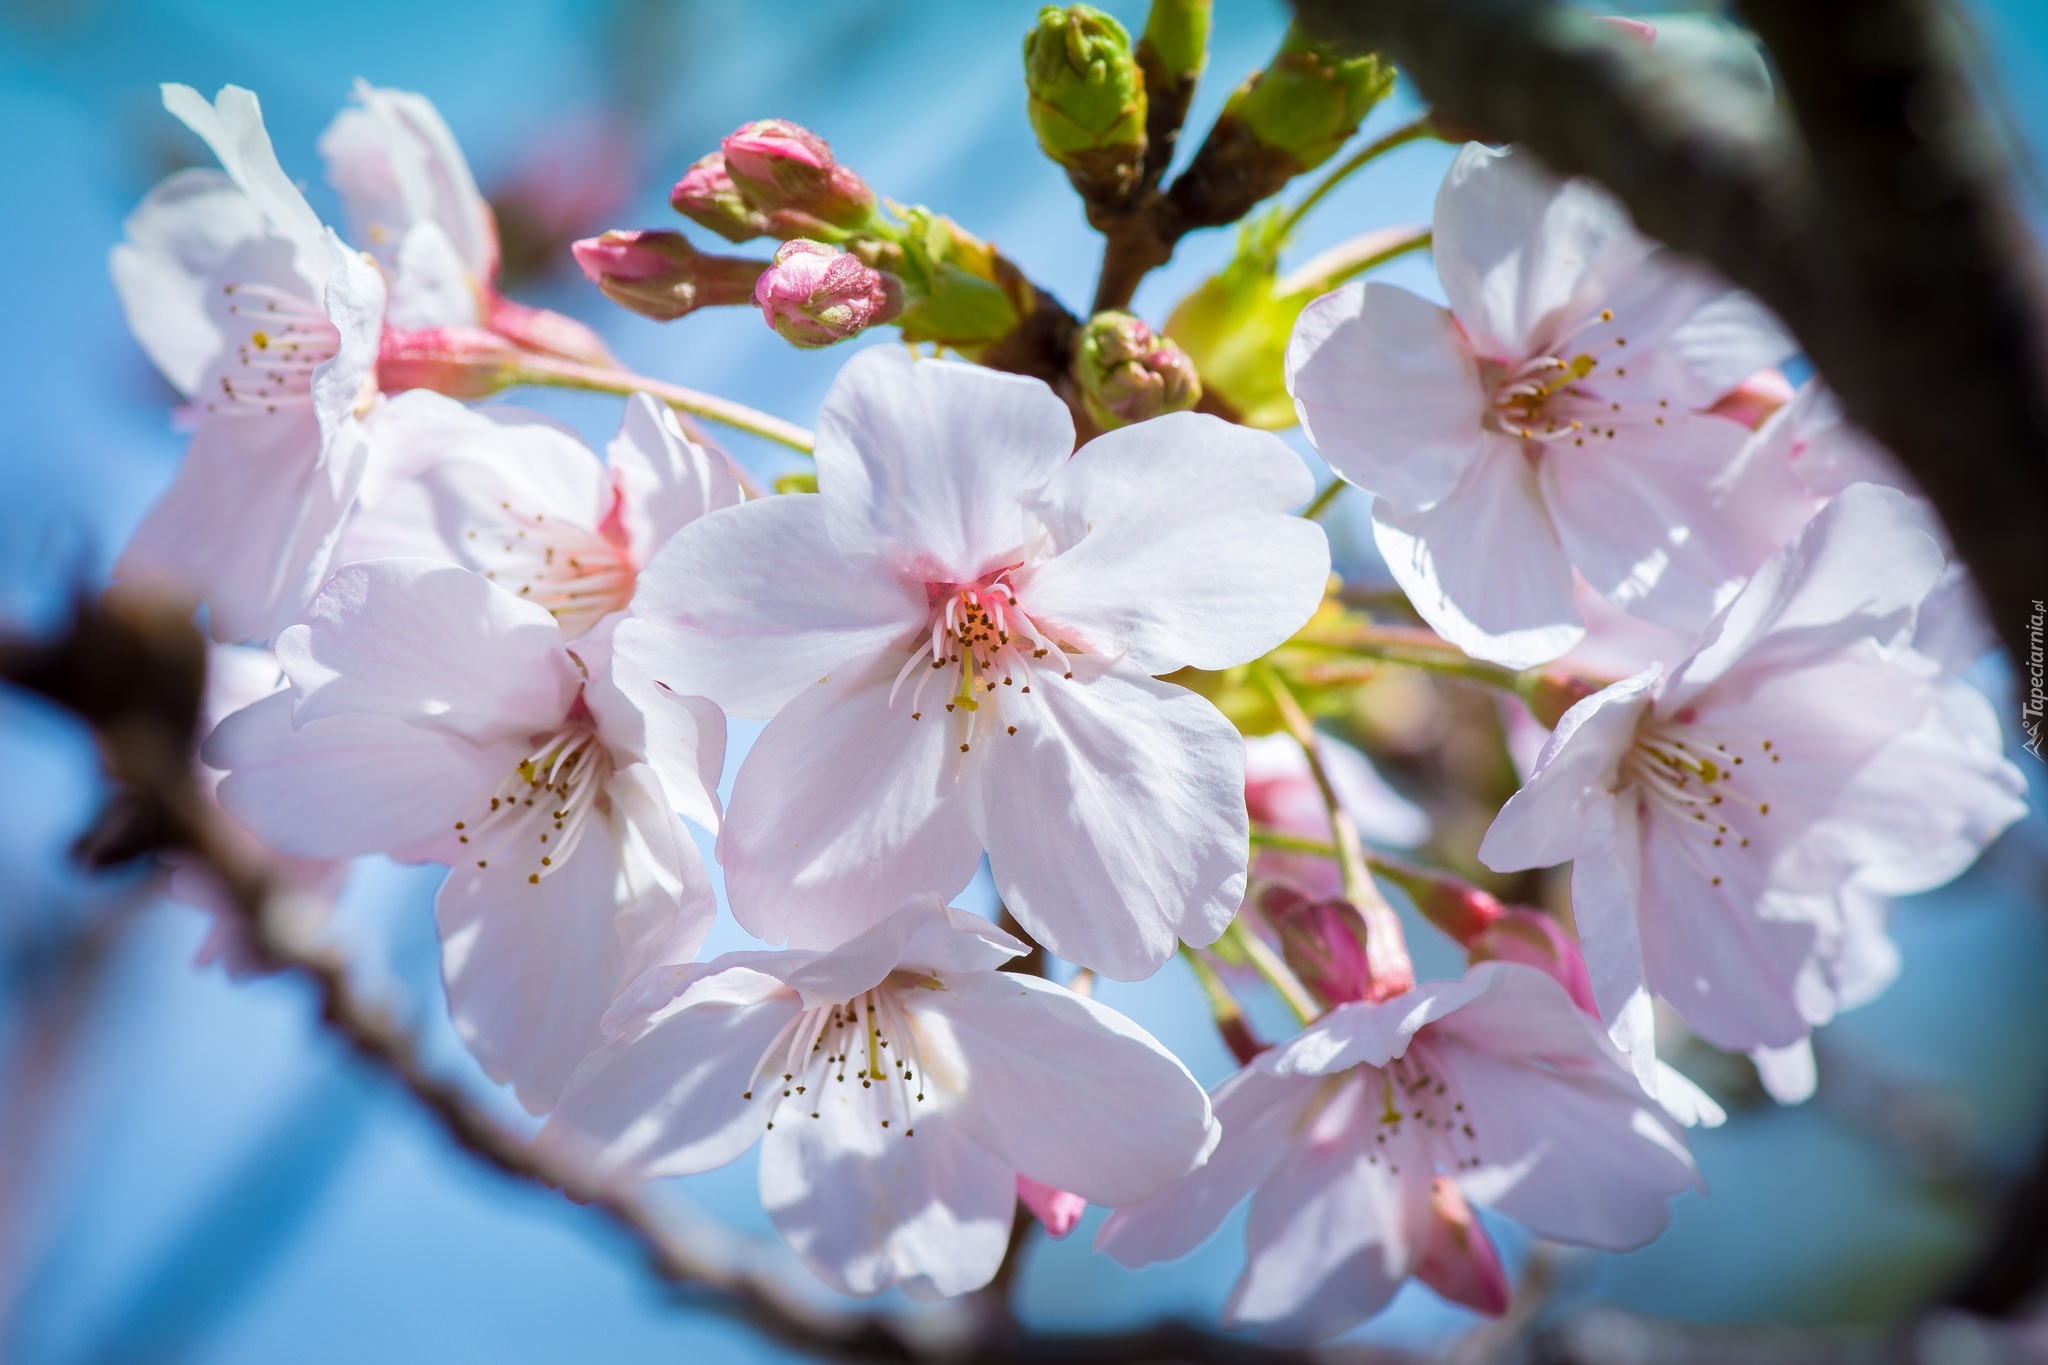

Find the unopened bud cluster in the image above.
[{"left": 1072, "top": 311, "right": 1201, "bottom": 428}]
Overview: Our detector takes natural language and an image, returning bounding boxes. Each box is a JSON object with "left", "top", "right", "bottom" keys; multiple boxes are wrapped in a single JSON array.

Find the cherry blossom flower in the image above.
[
  {"left": 1097, "top": 962, "right": 1697, "bottom": 1343},
  {"left": 538, "top": 902, "right": 1218, "bottom": 1299},
  {"left": 340, "top": 389, "right": 743, "bottom": 638},
  {"left": 619, "top": 346, "right": 1330, "bottom": 979},
  {"left": 205, "top": 558, "right": 722, "bottom": 1111},
  {"left": 171, "top": 644, "right": 349, "bottom": 977},
  {"left": 1479, "top": 485, "right": 2028, "bottom": 1095},
  {"left": 111, "top": 84, "right": 386, "bottom": 644},
  {"left": 1285, "top": 143, "right": 1799, "bottom": 667},
  {"left": 320, "top": 80, "right": 611, "bottom": 364}
]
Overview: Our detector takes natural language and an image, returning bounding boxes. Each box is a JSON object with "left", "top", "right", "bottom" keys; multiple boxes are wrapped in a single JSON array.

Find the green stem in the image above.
[
  {"left": 514, "top": 356, "right": 817, "bottom": 455},
  {"left": 1277, "top": 226, "right": 1432, "bottom": 298},
  {"left": 1276, "top": 115, "right": 1436, "bottom": 239},
  {"left": 1179, "top": 946, "right": 1263, "bottom": 1065},
  {"left": 1249, "top": 824, "right": 1439, "bottom": 904},
  {"left": 1256, "top": 668, "right": 1415, "bottom": 995},
  {"left": 1301, "top": 478, "right": 1346, "bottom": 521},
  {"left": 1228, "top": 920, "right": 1320, "bottom": 1025},
  {"left": 1281, "top": 623, "right": 1529, "bottom": 693}
]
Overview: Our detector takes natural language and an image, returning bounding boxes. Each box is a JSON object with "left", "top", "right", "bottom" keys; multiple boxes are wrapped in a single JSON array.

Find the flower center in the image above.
[
  {"left": 888, "top": 569, "right": 1072, "bottom": 754},
  {"left": 207, "top": 283, "right": 342, "bottom": 416},
  {"left": 1358, "top": 1040, "right": 1483, "bottom": 1176},
  {"left": 453, "top": 721, "right": 611, "bottom": 884},
  {"left": 471, "top": 504, "right": 637, "bottom": 638},
  {"left": 742, "top": 979, "right": 932, "bottom": 1137},
  {"left": 1483, "top": 309, "right": 1673, "bottom": 449},
  {"left": 1620, "top": 714, "right": 1781, "bottom": 886}
]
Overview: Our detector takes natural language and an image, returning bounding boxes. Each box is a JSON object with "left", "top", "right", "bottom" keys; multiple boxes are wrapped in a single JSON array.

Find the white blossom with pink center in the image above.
[
  {"left": 111, "top": 84, "right": 386, "bottom": 644},
  {"left": 1480, "top": 485, "right": 2027, "bottom": 1097},
  {"left": 1285, "top": 143, "right": 1801, "bottom": 668},
  {"left": 619, "top": 346, "right": 1330, "bottom": 979},
  {"left": 538, "top": 902, "right": 1218, "bottom": 1300},
  {"left": 205, "top": 558, "right": 722, "bottom": 1112},
  {"left": 340, "top": 390, "right": 743, "bottom": 639},
  {"left": 1097, "top": 962, "right": 1697, "bottom": 1344}
]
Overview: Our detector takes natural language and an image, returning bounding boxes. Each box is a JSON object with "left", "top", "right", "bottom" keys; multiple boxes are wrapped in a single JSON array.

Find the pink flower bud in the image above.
[
  {"left": 1414, "top": 1177, "right": 1511, "bottom": 1317},
  {"left": 753, "top": 239, "right": 900, "bottom": 347},
  {"left": 670, "top": 153, "right": 769, "bottom": 243},
  {"left": 721, "top": 119, "right": 875, "bottom": 230},
  {"left": 1522, "top": 669, "right": 1599, "bottom": 729},
  {"left": 1016, "top": 1175, "right": 1086, "bottom": 1239},
  {"left": 1708, "top": 365, "right": 1797, "bottom": 430},
  {"left": 1258, "top": 883, "right": 1375, "bottom": 1008},
  {"left": 377, "top": 325, "right": 525, "bottom": 400},
  {"left": 1468, "top": 907, "right": 1599, "bottom": 1017},
  {"left": 1603, "top": 15, "right": 1658, "bottom": 47},
  {"left": 572, "top": 229, "right": 767, "bottom": 323},
  {"left": 1395, "top": 866, "right": 1505, "bottom": 943}
]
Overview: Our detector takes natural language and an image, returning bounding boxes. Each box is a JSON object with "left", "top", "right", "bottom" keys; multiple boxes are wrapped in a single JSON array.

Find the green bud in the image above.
[
  {"left": 1141, "top": 0, "right": 1211, "bottom": 85},
  {"left": 1024, "top": 5, "right": 1147, "bottom": 201},
  {"left": 1230, "top": 25, "right": 1394, "bottom": 173},
  {"left": 1072, "top": 311, "right": 1201, "bottom": 429},
  {"left": 885, "top": 206, "right": 1024, "bottom": 352}
]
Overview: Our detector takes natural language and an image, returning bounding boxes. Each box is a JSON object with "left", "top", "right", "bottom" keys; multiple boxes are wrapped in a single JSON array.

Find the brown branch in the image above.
[{"left": 1288, "top": 0, "right": 2048, "bottom": 677}]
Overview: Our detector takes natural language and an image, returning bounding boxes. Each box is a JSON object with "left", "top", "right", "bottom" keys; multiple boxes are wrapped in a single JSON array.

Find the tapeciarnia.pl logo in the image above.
[{"left": 2026, "top": 600, "right": 2046, "bottom": 762}]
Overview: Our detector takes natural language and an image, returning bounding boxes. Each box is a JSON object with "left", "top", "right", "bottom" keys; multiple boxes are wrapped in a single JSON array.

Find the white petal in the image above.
[
  {"left": 1568, "top": 798, "right": 1659, "bottom": 1092},
  {"left": 320, "top": 82, "right": 495, "bottom": 291},
  {"left": 1021, "top": 412, "right": 1326, "bottom": 672},
  {"left": 1667, "top": 483, "right": 1944, "bottom": 703},
  {"left": 760, "top": 1100, "right": 1015, "bottom": 1300},
  {"left": 1594, "top": 253, "right": 1796, "bottom": 404},
  {"left": 577, "top": 620, "right": 725, "bottom": 833},
  {"left": 115, "top": 405, "right": 347, "bottom": 645},
  {"left": 1480, "top": 667, "right": 1657, "bottom": 873},
  {"left": 972, "top": 663, "right": 1247, "bottom": 981},
  {"left": 1096, "top": 1059, "right": 1324, "bottom": 1266},
  {"left": 1267, "top": 977, "right": 1489, "bottom": 1077},
  {"left": 1430, "top": 967, "right": 1698, "bottom": 1249},
  {"left": 914, "top": 971, "right": 1216, "bottom": 1206},
  {"left": 160, "top": 83, "right": 331, "bottom": 287},
  {"left": 384, "top": 223, "right": 479, "bottom": 329},
  {"left": 1815, "top": 676, "right": 2026, "bottom": 897},
  {"left": 1222, "top": 1073, "right": 1431, "bottom": 1345},
  {"left": 1286, "top": 281, "right": 1491, "bottom": 510},
  {"left": 1433, "top": 144, "right": 1649, "bottom": 359},
  {"left": 775, "top": 902, "right": 1024, "bottom": 1008},
  {"left": 312, "top": 238, "right": 387, "bottom": 456},
  {"left": 607, "top": 392, "right": 745, "bottom": 566},
  {"left": 437, "top": 813, "right": 638, "bottom": 1113},
  {"left": 538, "top": 967, "right": 799, "bottom": 1177},
  {"left": 350, "top": 390, "right": 611, "bottom": 538},
  {"left": 110, "top": 169, "right": 274, "bottom": 396},
  {"left": 278, "top": 558, "right": 579, "bottom": 742},
  {"left": 1635, "top": 808, "right": 1829, "bottom": 1052},
  {"left": 620, "top": 493, "right": 924, "bottom": 719},
  {"left": 1371, "top": 447, "right": 1584, "bottom": 668},
  {"left": 1542, "top": 412, "right": 1808, "bottom": 634},
  {"left": 814, "top": 347, "right": 1072, "bottom": 580},
  {"left": 1750, "top": 1039, "right": 1818, "bottom": 1105},
  {"left": 207, "top": 691, "right": 517, "bottom": 860},
  {"left": 719, "top": 654, "right": 983, "bottom": 949}
]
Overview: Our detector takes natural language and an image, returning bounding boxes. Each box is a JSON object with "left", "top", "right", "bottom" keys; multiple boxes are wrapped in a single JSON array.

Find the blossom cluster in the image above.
[{"left": 110, "top": 47, "right": 2025, "bottom": 1347}]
